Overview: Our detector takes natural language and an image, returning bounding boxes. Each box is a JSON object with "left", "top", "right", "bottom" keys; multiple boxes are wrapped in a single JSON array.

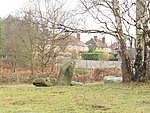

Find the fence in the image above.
[{"left": 56, "top": 59, "right": 121, "bottom": 69}]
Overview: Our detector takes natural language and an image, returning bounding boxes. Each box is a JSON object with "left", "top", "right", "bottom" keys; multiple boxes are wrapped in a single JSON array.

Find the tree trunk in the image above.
[
  {"left": 50, "top": 57, "right": 56, "bottom": 73},
  {"left": 146, "top": 30, "right": 150, "bottom": 80},
  {"left": 147, "top": 55, "right": 150, "bottom": 79},
  {"left": 113, "top": 0, "right": 132, "bottom": 82},
  {"left": 12, "top": 55, "right": 17, "bottom": 73},
  {"left": 134, "top": 0, "right": 149, "bottom": 82},
  {"left": 31, "top": 62, "right": 34, "bottom": 75},
  {"left": 120, "top": 39, "right": 131, "bottom": 82},
  {"left": 41, "top": 51, "right": 45, "bottom": 73},
  {"left": 134, "top": 40, "right": 143, "bottom": 81}
]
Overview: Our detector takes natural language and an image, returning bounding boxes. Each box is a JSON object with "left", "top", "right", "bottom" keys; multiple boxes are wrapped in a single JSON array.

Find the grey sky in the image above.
[
  {"left": 0, "top": 0, "right": 116, "bottom": 45},
  {"left": 0, "top": 0, "right": 27, "bottom": 18}
]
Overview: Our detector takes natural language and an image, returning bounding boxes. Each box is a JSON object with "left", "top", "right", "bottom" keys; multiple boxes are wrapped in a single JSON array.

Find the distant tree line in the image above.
[{"left": 0, "top": 0, "right": 74, "bottom": 75}]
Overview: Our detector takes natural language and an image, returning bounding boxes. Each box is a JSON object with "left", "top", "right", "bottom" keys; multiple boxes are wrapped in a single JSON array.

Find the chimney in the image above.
[
  {"left": 94, "top": 36, "right": 97, "bottom": 42},
  {"left": 77, "top": 33, "right": 80, "bottom": 41},
  {"left": 102, "top": 37, "right": 105, "bottom": 43}
]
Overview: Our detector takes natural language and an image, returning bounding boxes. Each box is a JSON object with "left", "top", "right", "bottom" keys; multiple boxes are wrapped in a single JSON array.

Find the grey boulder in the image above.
[{"left": 104, "top": 76, "right": 122, "bottom": 83}]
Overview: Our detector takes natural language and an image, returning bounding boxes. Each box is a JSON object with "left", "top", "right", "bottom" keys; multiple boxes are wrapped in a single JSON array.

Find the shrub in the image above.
[
  {"left": 81, "top": 52, "right": 104, "bottom": 60},
  {"left": 108, "top": 53, "right": 117, "bottom": 61},
  {"left": 81, "top": 51, "right": 117, "bottom": 61}
]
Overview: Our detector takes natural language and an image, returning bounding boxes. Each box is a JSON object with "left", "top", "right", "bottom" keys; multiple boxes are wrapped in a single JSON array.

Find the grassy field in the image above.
[{"left": 0, "top": 83, "right": 150, "bottom": 113}]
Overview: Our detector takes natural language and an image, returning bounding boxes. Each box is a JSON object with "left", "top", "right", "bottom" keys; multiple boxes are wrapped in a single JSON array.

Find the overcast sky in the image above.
[
  {"left": 0, "top": 0, "right": 28, "bottom": 18},
  {"left": 0, "top": 0, "right": 116, "bottom": 45}
]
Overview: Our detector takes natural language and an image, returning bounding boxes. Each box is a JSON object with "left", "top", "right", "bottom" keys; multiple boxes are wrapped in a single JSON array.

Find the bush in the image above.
[
  {"left": 108, "top": 53, "right": 117, "bottom": 61},
  {"left": 81, "top": 51, "right": 117, "bottom": 61},
  {"left": 81, "top": 53, "right": 98, "bottom": 60},
  {"left": 81, "top": 52, "right": 104, "bottom": 60}
]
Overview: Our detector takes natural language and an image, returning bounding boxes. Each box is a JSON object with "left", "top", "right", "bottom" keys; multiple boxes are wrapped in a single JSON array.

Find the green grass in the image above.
[{"left": 0, "top": 83, "right": 150, "bottom": 113}]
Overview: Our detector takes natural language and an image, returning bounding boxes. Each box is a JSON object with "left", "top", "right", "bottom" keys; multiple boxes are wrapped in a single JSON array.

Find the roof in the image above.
[
  {"left": 95, "top": 39, "right": 108, "bottom": 48},
  {"left": 86, "top": 38, "right": 108, "bottom": 48},
  {"left": 56, "top": 34, "right": 87, "bottom": 52},
  {"left": 66, "top": 35, "right": 87, "bottom": 47},
  {"left": 109, "top": 42, "right": 119, "bottom": 51}
]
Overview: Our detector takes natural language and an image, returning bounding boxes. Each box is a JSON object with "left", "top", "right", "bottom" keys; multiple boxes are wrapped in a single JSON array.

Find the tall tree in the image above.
[
  {"left": 18, "top": 12, "right": 36, "bottom": 75},
  {"left": 21, "top": 0, "right": 74, "bottom": 73},
  {"left": 73, "top": 0, "right": 150, "bottom": 82},
  {"left": 2, "top": 15, "right": 36, "bottom": 74},
  {"left": 134, "top": 0, "right": 149, "bottom": 82},
  {"left": 2, "top": 15, "right": 21, "bottom": 72}
]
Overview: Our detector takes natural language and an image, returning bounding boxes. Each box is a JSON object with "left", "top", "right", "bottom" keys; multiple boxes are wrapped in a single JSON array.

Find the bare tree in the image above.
[
  {"left": 133, "top": 0, "right": 149, "bottom": 82},
  {"left": 77, "top": 0, "right": 150, "bottom": 82},
  {"left": 1, "top": 15, "right": 36, "bottom": 74},
  {"left": 18, "top": 12, "right": 36, "bottom": 75},
  {"left": 2, "top": 16, "right": 22, "bottom": 73},
  {"left": 21, "top": 0, "right": 74, "bottom": 73},
  {"left": 9, "top": 0, "right": 149, "bottom": 82}
]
